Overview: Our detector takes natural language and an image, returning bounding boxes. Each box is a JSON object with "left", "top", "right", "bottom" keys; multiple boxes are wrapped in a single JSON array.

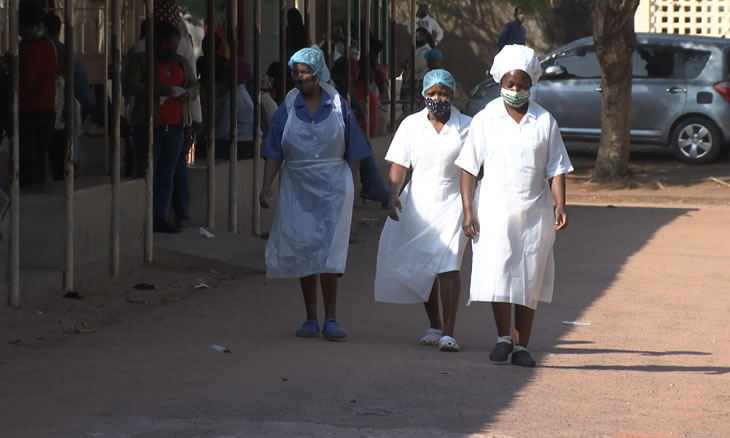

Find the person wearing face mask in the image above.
[
  {"left": 375, "top": 69, "right": 472, "bottom": 353},
  {"left": 259, "top": 48, "right": 371, "bottom": 341},
  {"left": 407, "top": 3, "right": 444, "bottom": 47},
  {"left": 456, "top": 45, "right": 573, "bottom": 367},
  {"left": 123, "top": 22, "right": 199, "bottom": 233}
]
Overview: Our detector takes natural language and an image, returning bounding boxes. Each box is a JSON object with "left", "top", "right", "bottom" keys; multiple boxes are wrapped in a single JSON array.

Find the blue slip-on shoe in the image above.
[
  {"left": 322, "top": 318, "right": 347, "bottom": 341},
  {"left": 295, "top": 319, "right": 320, "bottom": 338}
]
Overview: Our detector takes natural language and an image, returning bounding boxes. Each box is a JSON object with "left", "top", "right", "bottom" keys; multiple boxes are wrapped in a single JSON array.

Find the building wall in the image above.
[{"left": 636, "top": 0, "right": 730, "bottom": 37}]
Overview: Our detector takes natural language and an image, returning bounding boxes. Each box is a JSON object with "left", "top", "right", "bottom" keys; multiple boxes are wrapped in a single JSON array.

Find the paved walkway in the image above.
[{"left": 1, "top": 200, "right": 729, "bottom": 437}]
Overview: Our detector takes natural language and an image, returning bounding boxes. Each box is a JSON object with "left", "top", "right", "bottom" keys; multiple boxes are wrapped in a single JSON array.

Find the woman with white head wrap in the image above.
[
  {"left": 375, "top": 69, "right": 472, "bottom": 352},
  {"left": 260, "top": 48, "right": 371, "bottom": 341},
  {"left": 455, "top": 45, "right": 573, "bottom": 367}
]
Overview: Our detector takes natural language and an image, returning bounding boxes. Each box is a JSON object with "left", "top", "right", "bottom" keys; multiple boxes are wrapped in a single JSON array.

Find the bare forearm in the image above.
[
  {"left": 262, "top": 158, "right": 282, "bottom": 192},
  {"left": 549, "top": 174, "right": 566, "bottom": 207},
  {"left": 460, "top": 170, "right": 477, "bottom": 213},
  {"left": 388, "top": 163, "right": 408, "bottom": 199}
]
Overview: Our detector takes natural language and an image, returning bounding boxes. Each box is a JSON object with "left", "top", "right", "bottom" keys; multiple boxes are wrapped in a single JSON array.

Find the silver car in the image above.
[{"left": 466, "top": 33, "right": 730, "bottom": 164}]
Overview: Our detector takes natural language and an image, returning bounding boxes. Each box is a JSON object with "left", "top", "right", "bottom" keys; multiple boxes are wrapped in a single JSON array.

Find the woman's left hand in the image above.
[
  {"left": 388, "top": 197, "right": 403, "bottom": 221},
  {"left": 554, "top": 205, "right": 568, "bottom": 231}
]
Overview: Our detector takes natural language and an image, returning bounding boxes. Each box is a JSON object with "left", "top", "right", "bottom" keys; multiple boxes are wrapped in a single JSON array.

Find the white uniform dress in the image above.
[
  {"left": 455, "top": 98, "right": 573, "bottom": 309},
  {"left": 375, "top": 107, "right": 472, "bottom": 303},
  {"left": 265, "top": 82, "right": 355, "bottom": 278}
]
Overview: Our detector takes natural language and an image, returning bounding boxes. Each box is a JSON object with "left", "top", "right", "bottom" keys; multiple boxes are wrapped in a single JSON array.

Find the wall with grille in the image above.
[{"left": 636, "top": 0, "right": 730, "bottom": 37}]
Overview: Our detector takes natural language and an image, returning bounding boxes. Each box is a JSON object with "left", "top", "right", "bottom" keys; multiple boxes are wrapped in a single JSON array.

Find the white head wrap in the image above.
[{"left": 490, "top": 45, "right": 542, "bottom": 86}]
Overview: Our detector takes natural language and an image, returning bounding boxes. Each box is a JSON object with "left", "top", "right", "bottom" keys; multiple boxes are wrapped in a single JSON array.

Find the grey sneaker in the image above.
[
  {"left": 511, "top": 349, "right": 536, "bottom": 367},
  {"left": 489, "top": 341, "right": 514, "bottom": 362}
]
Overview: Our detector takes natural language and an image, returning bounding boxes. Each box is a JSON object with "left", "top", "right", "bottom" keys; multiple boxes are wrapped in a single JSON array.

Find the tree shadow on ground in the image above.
[
  {"left": 550, "top": 346, "right": 711, "bottom": 356},
  {"left": 541, "top": 365, "right": 730, "bottom": 375}
]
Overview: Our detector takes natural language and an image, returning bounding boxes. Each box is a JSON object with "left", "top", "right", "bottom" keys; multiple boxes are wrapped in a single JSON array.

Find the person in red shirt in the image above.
[
  {"left": 353, "top": 59, "right": 379, "bottom": 138},
  {"left": 123, "top": 22, "right": 199, "bottom": 233},
  {"left": 18, "top": 0, "right": 60, "bottom": 186}
]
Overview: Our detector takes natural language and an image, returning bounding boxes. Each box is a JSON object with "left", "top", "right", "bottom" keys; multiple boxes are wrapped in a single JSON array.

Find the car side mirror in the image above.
[{"left": 544, "top": 65, "right": 567, "bottom": 79}]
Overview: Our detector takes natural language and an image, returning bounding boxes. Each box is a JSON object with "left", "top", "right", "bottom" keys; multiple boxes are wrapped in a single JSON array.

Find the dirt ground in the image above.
[{"left": 1, "top": 144, "right": 729, "bottom": 438}]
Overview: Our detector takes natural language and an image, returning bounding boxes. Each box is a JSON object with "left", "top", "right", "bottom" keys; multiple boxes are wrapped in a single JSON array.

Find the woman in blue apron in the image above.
[{"left": 260, "top": 48, "right": 371, "bottom": 341}]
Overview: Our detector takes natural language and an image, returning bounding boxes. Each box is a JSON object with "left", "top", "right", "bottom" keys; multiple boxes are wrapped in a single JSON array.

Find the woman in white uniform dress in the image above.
[
  {"left": 456, "top": 45, "right": 573, "bottom": 367},
  {"left": 375, "top": 69, "right": 471, "bottom": 352}
]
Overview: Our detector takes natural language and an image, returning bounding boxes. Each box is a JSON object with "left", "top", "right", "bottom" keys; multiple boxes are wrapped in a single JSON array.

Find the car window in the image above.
[
  {"left": 634, "top": 44, "right": 710, "bottom": 79},
  {"left": 678, "top": 49, "right": 711, "bottom": 79},
  {"left": 634, "top": 46, "right": 676, "bottom": 78},
  {"left": 544, "top": 46, "right": 601, "bottom": 79}
]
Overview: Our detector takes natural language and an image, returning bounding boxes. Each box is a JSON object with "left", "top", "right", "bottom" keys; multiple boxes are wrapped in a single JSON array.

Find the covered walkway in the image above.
[{"left": 1, "top": 0, "right": 425, "bottom": 307}]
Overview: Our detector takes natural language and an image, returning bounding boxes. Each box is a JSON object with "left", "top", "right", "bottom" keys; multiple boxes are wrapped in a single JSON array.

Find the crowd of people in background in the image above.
[
  {"left": 4, "top": 0, "right": 400, "bottom": 232},
  {"left": 2, "top": 0, "right": 529, "bottom": 233}
]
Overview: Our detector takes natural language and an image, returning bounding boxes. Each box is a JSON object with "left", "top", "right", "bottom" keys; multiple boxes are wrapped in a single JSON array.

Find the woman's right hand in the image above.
[
  {"left": 462, "top": 210, "right": 480, "bottom": 239},
  {"left": 259, "top": 189, "right": 274, "bottom": 209},
  {"left": 388, "top": 196, "right": 403, "bottom": 221}
]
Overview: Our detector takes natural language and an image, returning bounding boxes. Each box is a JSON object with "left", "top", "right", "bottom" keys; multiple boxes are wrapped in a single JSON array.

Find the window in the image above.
[
  {"left": 633, "top": 45, "right": 710, "bottom": 79},
  {"left": 679, "top": 48, "right": 711, "bottom": 78},
  {"left": 634, "top": 45, "right": 677, "bottom": 77},
  {"left": 545, "top": 46, "right": 602, "bottom": 79}
]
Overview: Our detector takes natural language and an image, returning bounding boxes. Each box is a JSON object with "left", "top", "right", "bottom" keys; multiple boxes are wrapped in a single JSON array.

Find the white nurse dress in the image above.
[
  {"left": 375, "top": 107, "right": 472, "bottom": 303},
  {"left": 455, "top": 98, "right": 573, "bottom": 309}
]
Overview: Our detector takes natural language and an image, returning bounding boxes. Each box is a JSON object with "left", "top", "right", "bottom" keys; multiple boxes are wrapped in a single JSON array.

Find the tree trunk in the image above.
[{"left": 592, "top": 0, "right": 640, "bottom": 179}]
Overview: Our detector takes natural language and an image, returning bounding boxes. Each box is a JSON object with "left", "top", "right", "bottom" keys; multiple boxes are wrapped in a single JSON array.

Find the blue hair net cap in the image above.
[
  {"left": 422, "top": 69, "right": 456, "bottom": 96},
  {"left": 424, "top": 48, "right": 442, "bottom": 60},
  {"left": 288, "top": 47, "right": 331, "bottom": 82}
]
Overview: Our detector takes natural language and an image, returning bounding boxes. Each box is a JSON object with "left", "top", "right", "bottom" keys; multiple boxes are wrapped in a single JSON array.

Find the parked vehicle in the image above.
[{"left": 466, "top": 33, "right": 730, "bottom": 164}]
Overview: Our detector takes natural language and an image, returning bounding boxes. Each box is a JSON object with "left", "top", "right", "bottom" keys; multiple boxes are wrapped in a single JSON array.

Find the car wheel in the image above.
[{"left": 671, "top": 117, "right": 723, "bottom": 164}]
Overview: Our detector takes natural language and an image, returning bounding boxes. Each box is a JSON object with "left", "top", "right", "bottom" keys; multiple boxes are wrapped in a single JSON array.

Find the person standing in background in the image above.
[
  {"left": 18, "top": 0, "right": 59, "bottom": 186},
  {"left": 43, "top": 13, "right": 96, "bottom": 181},
  {"left": 286, "top": 8, "right": 307, "bottom": 59},
  {"left": 407, "top": 3, "right": 444, "bottom": 47},
  {"left": 497, "top": 6, "right": 526, "bottom": 51},
  {"left": 154, "top": 0, "right": 202, "bottom": 229},
  {"left": 123, "top": 22, "right": 199, "bottom": 233},
  {"left": 215, "top": 61, "right": 255, "bottom": 160},
  {"left": 425, "top": 48, "right": 443, "bottom": 72}
]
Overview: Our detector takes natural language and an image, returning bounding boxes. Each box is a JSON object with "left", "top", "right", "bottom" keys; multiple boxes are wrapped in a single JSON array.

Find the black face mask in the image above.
[
  {"left": 156, "top": 48, "right": 175, "bottom": 63},
  {"left": 425, "top": 97, "right": 451, "bottom": 116},
  {"left": 416, "top": 39, "right": 426, "bottom": 48}
]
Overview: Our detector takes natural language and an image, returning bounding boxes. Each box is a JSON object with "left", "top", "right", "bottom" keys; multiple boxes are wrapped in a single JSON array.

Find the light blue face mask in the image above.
[{"left": 501, "top": 88, "right": 530, "bottom": 108}]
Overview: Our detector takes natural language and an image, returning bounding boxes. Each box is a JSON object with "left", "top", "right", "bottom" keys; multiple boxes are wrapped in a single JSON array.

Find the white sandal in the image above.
[
  {"left": 420, "top": 328, "right": 442, "bottom": 346},
  {"left": 439, "top": 335, "right": 460, "bottom": 352}
]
